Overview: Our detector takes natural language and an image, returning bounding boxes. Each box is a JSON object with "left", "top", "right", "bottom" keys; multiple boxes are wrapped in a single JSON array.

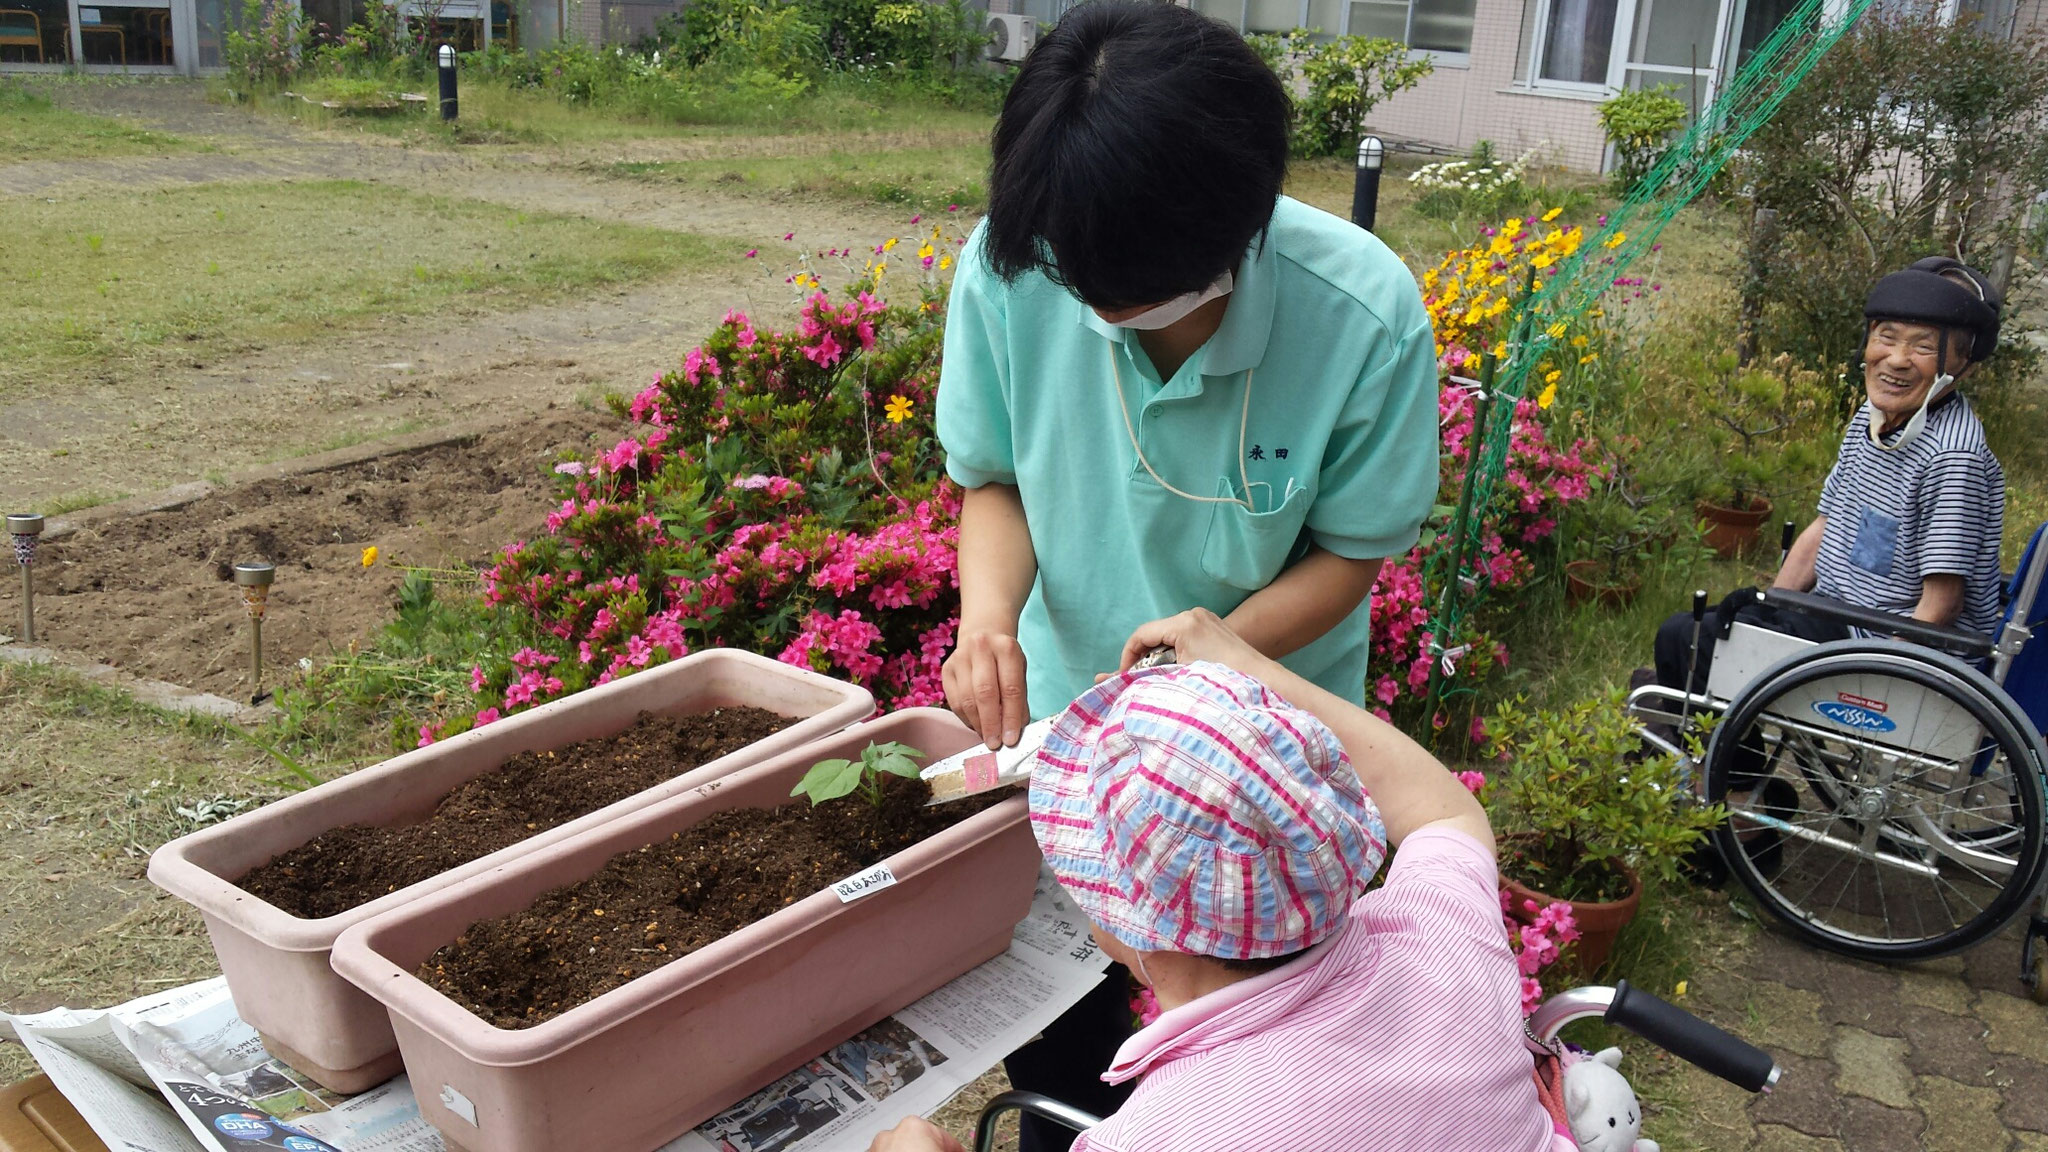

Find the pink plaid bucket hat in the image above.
[{"left": 1028, "top": 662, "right": 1387, "bottom": 960}]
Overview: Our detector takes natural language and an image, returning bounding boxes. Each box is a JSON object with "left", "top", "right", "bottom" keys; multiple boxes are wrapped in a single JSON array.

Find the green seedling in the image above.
[{"left": 791, "top": 741, "right": 924, "bottom": 808}]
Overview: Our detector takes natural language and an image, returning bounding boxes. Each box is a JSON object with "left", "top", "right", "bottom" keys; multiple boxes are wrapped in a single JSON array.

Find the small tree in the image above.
[
  {"left": 1248, "top": 30, "right": 1433, "bottom": 159},
  {"left": 1737, "top": 2, "right": 2048, "bottom": 373},
  {"left": 1597, "top": 85, "right": 1686, "bottom": 196}
]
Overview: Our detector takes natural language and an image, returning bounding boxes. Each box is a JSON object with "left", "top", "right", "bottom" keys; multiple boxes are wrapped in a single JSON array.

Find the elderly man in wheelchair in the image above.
[
  {"left": 1628, "top": 257, "right": 2048, "bottom": 995},
  {"left": 870, "top": 610, "right": 1779, "bottom": 1152}
]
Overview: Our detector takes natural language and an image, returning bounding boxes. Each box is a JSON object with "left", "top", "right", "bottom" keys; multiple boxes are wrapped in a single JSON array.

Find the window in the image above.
[
  {"left": 1342, "top": 0, "right": 1475, "bottom": 51},
  {"left": 1538, "top": 0, "right": 1621, "bottom": 83}
]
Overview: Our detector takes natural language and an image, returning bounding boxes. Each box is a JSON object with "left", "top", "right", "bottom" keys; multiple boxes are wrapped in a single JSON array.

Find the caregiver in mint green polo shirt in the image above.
[{"left": 935, "top": 195, "right": 1441, "bottom": 744}]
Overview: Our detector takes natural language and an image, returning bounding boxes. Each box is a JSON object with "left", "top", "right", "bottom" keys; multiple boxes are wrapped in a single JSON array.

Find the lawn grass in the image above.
[
  {"left": 609, "top": 142, "right": 989, "bottom": 213},
  {"left": 0, "top": 661, "right": 276, "bottom": 1079},
  {"left": 0, "top": 178, "right": 733, "bottom": 397},
  {"left": 0, "top": 78, "right": 196, "bottom": 160},
  {"left": 251, "top": 72, "right": 999, "bottom": 147}
]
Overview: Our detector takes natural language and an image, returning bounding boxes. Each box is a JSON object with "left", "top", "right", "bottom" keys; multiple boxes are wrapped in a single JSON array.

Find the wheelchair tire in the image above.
[{"left": 1704, "top": 642, "right": 2048, "bottom": 962}]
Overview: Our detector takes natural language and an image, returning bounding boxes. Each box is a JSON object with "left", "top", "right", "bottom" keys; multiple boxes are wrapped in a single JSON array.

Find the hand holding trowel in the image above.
[{"left": 924, "top": 646, "right": 1177, "bottom": 805}]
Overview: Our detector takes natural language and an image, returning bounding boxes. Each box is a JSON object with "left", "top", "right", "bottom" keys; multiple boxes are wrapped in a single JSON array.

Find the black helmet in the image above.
[{"left": 1863, "top": 256, "right": 2002, "bottom": 364}]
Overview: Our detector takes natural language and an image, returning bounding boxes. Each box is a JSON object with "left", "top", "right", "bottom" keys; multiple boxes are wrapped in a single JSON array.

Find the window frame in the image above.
[{"left": 1220, "top": 0, "right": 1475, "bottom": 59}]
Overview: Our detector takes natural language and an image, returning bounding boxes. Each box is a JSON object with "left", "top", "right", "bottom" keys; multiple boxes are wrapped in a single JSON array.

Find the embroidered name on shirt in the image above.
[
  {"left": 834, "top": 864, "right": 899, "bottom": 902},
  {"left": 1248, "top": 445, "right": 1290, "bottom": 460}
]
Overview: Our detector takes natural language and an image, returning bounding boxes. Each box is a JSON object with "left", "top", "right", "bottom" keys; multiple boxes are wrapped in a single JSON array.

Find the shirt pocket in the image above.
[
  {"left": 1200, "top": 478, "right": 1312, "bottom": 591},
  {"left": 1850, "top": 505, "right": 1901, "bottom": 577}
]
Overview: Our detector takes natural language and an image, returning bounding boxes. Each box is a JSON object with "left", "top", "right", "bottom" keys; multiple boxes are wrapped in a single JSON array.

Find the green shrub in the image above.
[
  {"left": 1737, "top": 0, "right": 2048, "bottom": 374},
  {"left": 1248, "top": 29, "right": 1432, "bottom": 158},
  {"left": 1597, "top": 85, "right": 1685, "bottom": 196},
  {"left": 224, "top": 0, "right": 312, "bottom": 91}
]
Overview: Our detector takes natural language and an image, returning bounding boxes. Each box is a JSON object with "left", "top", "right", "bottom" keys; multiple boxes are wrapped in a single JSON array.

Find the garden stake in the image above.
[
  {"left": 233, "top": 562, "right": 275, "bottom": 701},
  {"left": 7, "top": 513, "right": 43, "bottom": 643},
  {"left": 438, "top": 44, "right": 458, "bottom": 121},
  {"left": 1422, "top": 351, "right": 1495, "bottom": 732},
  {"left": 1351, "top": 136, "right": 1383, "bottom": 233},
  {"left": 1679, "top": 588, "right": 1708, "bottom": 742}
]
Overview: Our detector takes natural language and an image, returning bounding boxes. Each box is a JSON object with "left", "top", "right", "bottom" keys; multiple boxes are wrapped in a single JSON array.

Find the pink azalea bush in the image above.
[
  {"left": 1365, "top": 389, "right": 1598, "bottom": 746},
  {"left": 419, "top": 221, "right": 1596, "bottom": 746},
  {"left": 1503, "top": 891, "right": 1582, "bottom": 1014}
]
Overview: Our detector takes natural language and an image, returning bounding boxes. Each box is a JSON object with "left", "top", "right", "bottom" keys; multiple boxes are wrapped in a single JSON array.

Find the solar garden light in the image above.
[
  {"left": 7, "top": 513, "right": 43, "bottom": 643},
  {"left": 439, "top": 44, "right": 458, "bottom": 121},
  {"left": 233, "top": 562, "right": 276, "bottom": 700},
  {"left": 1351, "top": 135, "right": 1384, "bottom": 234}
]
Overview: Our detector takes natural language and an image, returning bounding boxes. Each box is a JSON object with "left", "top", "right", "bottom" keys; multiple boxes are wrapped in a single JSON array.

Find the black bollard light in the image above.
[
  {"left": 438, "top": 43, "right": 458, "bottom": 121},
  {"left": 1351, "top": 135, "right": 1384, "bottom": 234}
]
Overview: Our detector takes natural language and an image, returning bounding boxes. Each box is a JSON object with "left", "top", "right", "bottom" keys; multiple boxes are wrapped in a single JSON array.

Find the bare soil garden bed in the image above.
[
  {"left": 0, "top": 411, "right": 612, "bottom": 697},
  {"left": 239, "top": 706, "right": 791, "bottom": 919},
  {"left": 416, "top": 774, "right": 1013, "bottom": 1027}
]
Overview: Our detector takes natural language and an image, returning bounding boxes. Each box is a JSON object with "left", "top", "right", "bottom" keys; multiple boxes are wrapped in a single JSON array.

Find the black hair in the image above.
[
  {"left": 983, "top": 1, "right": 1291, "bottom": 310},
  {"left": 1214, "top": 946, "right": 1309, "bottom": 974}
]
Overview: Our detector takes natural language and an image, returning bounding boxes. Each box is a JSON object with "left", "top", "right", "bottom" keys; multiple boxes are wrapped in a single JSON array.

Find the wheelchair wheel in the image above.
[{"left": 1705, "top": 642, "right": 2048, "bottom": 962}]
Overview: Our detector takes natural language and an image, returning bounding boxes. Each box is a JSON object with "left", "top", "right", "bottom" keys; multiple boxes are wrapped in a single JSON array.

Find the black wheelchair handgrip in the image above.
[
  {"left": 1606, "top": 980, "right": 1778, "bottom": 1092},
  {"left": 1763, "top": 588, "right": 1995, "bottom": 659}
]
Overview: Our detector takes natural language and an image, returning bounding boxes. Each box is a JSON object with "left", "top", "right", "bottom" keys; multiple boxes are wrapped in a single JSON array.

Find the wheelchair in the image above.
[
  {"left": 970, "top": 980, "right": 1782, "bottom": 1150},
  {"left": 1626, "top": 521, "right": 2048, "bottom": 999}
]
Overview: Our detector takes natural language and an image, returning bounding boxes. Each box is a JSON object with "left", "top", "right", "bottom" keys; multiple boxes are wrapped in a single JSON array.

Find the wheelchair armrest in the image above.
[
  {"left": 1763, "top": 588, "right": 1995, "bottom": 659},
  {"left": 974, "top": 1091, "right": 1102, "bottom": 1152}
]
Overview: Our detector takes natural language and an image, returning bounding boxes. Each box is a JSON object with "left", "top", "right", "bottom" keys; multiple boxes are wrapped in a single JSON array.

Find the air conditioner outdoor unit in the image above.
[{"left": 985, "top": 13, "right": 1037, "bottom": 62}]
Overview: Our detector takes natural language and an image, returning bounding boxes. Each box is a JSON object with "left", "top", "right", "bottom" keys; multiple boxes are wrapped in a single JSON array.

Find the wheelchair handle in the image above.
[
  {"left": 973, "top": 1091, "right": 1103, "bottom": 1152},
  {"left": 1606, "top": 980, "right": 1780, "bottom": 1093},
  {"left": 1778, "top": 520, "right": 1797, "bottom": 563}
]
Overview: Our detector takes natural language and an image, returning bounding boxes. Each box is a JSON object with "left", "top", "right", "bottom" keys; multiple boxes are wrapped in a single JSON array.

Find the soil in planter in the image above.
[
  {"left": 416, "top": 773, "right": 1015, "bottom": 1028},
  {"left": 237, "top": 708, "right": 792, "bottom": 920}
]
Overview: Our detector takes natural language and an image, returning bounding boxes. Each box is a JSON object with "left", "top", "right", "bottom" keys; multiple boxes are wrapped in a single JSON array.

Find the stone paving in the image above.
[{"left": 1671, "top": 917, "right": 2047, "bottom": 1151}]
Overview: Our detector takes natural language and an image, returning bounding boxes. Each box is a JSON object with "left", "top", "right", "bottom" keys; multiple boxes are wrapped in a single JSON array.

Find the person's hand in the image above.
[
  {"left": 943, "top": 626, "right": 1028, "bottom": 748},
  {"left": 1115, "top": 608, "right": 1273, "bottom": 679},
  {"left": 866, "top": 1116, "right": 967, "bottom": 1152}
]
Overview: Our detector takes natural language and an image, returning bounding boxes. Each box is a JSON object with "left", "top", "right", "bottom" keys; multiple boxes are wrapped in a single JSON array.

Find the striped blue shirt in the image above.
[{"left": 1814, "top": 396, "right": 2005, "bottom": 637}]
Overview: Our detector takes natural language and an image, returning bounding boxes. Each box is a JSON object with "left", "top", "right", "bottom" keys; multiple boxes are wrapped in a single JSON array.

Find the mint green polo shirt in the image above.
[{"left": 936, "top": 196, "right": 1440, "bottom": 718}]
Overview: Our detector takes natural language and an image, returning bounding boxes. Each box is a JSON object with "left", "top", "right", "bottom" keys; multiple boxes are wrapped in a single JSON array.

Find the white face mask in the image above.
[
  {"left": 1867, "top": 372, "right": 1953, "bottom": 452},
  {"left": 1103, "top": 272, "right": 1235, "bottom": 331}
]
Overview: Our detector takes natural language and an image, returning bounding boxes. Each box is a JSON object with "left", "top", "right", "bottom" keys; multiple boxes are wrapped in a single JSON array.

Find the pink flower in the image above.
[
  {"left": 1456, "top": 770, "right": 1486, "bottom": 794},
  {"left": 474, "top": 707, "right": 502, "bottom": 727},
  {"left": 783, "top": 232, "right": 794, "bottom": 240},
  {"left": 745, "top": 249, "right": 758, "bottom": 258}
]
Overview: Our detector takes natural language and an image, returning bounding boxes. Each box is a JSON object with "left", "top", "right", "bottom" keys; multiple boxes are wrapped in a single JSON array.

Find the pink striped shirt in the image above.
[{"left": 1071, "top": 827, "right": 1564, "bottom": 1152}]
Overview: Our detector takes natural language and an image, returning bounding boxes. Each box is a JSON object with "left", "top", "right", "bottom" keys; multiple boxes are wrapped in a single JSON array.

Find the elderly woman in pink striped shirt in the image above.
[{"left": 869, "top": 608, "right": 1568, "bottom": 1152}]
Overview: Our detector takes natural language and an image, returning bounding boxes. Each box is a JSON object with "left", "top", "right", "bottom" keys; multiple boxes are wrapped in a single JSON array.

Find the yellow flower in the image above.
[
  {"left": 1461, "top": 305, "right": 1483, "bottom": 326},
  {"left": 1491, "top": 341, "right": 1507, "bottom": 359},
  {"left": 884, "top": 394, "right": 913, "bottom": 423},
  {"left": 1531, "top": 252, "right": 1555, "bottom": 270},
  {"left": 917, "top": 242, "right": 935, "bottom": 262},
  {"left": 882, "top": 237, "right": 900, "bottom": 252},
  {"left": 1579, "top": 353, "right": 1598, "bottom": 364},
  {"left": 360, "top": 546, "right": 378, "bottom": 568},
  {"left": 939, "top": 255, "right": 952, "bottom": 270},
  {"left": 1536, "top": 382, "right": 1557, "bottom": 409},
  {"left": 1546, "top": 322, "right": 1568, "bottom": 340},
  {"left": 1674, "top": 980, "right": 1688, "bottom": 998},
  {"left": 1544, "top": 369, "right": 1562, "bottom": 384},
  {"left": 1571, "top": 334, "right": 1588, "bottom": 348},
  {"left": 1603, "top": 231, "right": 1627, "bottom": 250},
  {"left": 1542, "top": 206, "right": 1563, "bottom": 222}
]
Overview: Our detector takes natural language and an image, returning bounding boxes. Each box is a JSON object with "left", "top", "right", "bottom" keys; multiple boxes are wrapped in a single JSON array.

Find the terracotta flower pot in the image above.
[
  {"left": 330, "top": 709, "right": 1039, "bottom": 1152},
  {"left": 1695, "top": 496, "right": 1773, "bottom": 559},
  {"left": 1500, "top": 858, "right": 1642, "bottom": 979},
  {"left": 147, "top": 649, "right": 874, "bottom": 1093},
  {"left": 1564, "top": 560, "right": 1640, "bottom": 607}
]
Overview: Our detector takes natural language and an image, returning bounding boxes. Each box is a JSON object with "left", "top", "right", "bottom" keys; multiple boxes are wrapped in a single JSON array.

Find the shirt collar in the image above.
[
  {"left": 1099, "top": 923, "right": 1345, "bottom": 1085},
  {"left": 1071, "top": 211, "right": 1281, "bottom": 382}
]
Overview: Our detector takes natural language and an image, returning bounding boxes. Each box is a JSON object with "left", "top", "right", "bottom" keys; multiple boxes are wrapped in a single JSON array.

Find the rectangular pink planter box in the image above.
[
  {"left": 330, "top": 709, "right": 1039, "bottom": 1152},
  {"left": 147, "top": 649, "right": 873, "bottom": 1094}
]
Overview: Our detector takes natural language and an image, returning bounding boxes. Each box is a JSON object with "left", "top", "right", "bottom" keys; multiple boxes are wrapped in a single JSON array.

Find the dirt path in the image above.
[{"left": 0, "top": 80, "right": 948, "bottom": 508}]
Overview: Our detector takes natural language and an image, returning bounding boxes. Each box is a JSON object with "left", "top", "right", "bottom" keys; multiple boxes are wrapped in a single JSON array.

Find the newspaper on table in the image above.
[{"left": 2, "top": 867, "right": 1110, "bottom": 1152}]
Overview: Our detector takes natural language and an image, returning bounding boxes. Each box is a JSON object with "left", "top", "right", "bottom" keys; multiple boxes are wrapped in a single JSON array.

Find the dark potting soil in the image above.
[
  {"left": 236, "top": 707, "right": 793, "bottom": 920},
  {"left": 416, "top": 773, "right": 1014, "bottom": 1028}
]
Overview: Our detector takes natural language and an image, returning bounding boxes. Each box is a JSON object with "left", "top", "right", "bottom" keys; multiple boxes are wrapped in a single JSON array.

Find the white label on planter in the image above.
[
  {"left": 833, "top": 864, "right": 897, "bottom": 902},
  {"left": 440, "top": 1085, "right": 478, "bottom": 1126}
]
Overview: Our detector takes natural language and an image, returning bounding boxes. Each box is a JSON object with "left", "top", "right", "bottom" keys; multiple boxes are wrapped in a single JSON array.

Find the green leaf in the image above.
[
  {"left": 790, "top": 757, "right": 863, "bottom": 805},
  {"left": 863, "top": 741, "right": 926, "bottom": 779}
]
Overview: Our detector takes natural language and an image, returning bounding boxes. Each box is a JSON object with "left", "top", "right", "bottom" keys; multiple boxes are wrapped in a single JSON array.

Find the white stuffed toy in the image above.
[{"left": 1563, "top": 1047, "right": 1660, "bottom": 1152}]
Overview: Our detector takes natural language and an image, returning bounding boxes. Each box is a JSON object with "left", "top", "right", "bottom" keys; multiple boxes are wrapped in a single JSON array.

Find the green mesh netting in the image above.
[{"left": 1418, "top": 0, "right": 1877, "bottom": 723}]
